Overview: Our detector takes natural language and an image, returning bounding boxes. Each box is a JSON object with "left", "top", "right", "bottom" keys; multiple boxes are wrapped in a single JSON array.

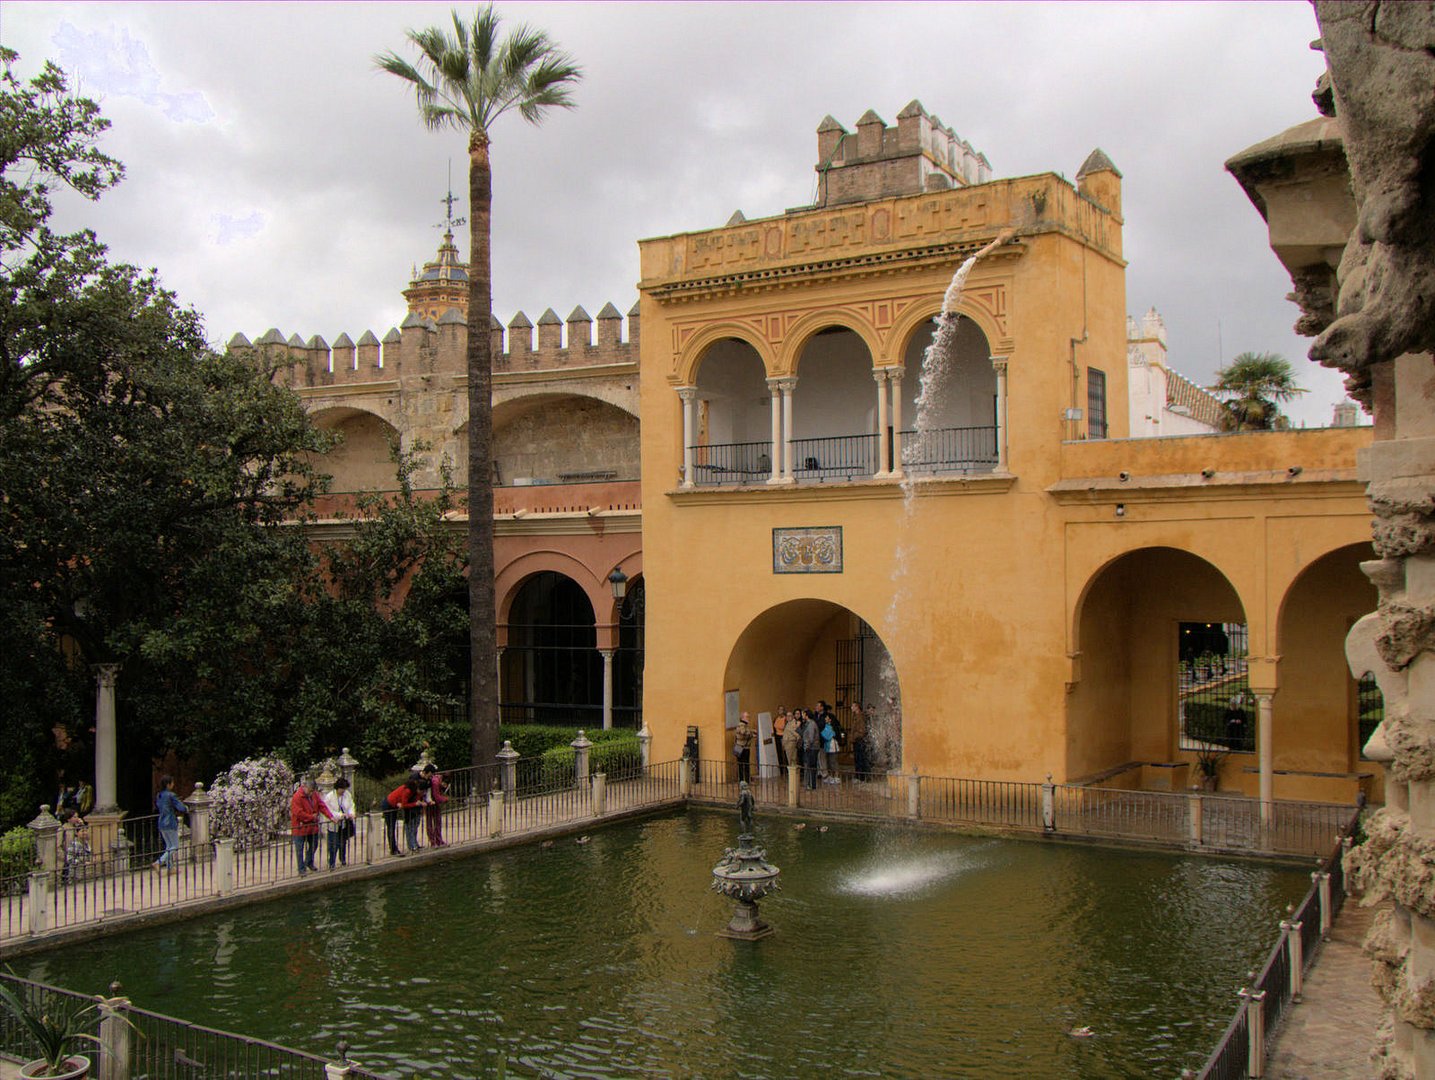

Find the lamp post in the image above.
[{"left": 604, "top": 568, "right": 627, "bottom": 731}]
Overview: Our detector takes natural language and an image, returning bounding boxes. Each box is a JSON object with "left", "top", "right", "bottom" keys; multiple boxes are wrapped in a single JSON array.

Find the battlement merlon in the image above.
[
  {"left": 638, "top": 171, "right": 1124, "bottom": 301},
  {"left": 815, "top": 101, "right": 995, "bottom": 209},
  {"left": 232, "top": 303, "right": 640, "bottom": 389}
]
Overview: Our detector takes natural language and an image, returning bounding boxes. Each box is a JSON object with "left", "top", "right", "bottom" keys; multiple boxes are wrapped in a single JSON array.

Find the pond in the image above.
[{"left": 20, "top": 810, "right": 1309, "bottom": 1078}]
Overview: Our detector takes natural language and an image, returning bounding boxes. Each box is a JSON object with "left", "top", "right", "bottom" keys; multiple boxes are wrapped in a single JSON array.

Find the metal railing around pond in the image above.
[
  {"left": 0, "top": 970, "right": 387, "bottom": 1078},
  {"left": 1191, "top": 810, "right": 1360, "bottom": 1079}
]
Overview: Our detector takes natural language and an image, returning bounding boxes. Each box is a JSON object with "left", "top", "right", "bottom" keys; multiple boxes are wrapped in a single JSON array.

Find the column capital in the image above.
[
  {"left": 991, "top": 356, "right": 1009, "bottom": 375},
  {"left": 887, "top": 367, "right": 904, "bottom": 384},
  {"left": 871, "top": 366, "right": 893, "bottom": 383},
  {"left": 765, "top": 377, "right": 785, "bottom": 392},
  {"left": 775, "top": 376, "right": 798, "bottom": 392},
  {"left": 599, "top": 648, "right": 616, "bottom": 660},
  {"left": 93, "top": 663, "right": 120, "bottom": 688},
  {"left": 676, "top": 385, "right": 698, "bottom": 403}
]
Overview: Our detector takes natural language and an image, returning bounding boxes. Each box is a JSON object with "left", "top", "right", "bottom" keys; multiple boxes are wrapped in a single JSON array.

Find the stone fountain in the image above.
[{"left": 711, "top": 781, "right": 780, "bottom": 940}]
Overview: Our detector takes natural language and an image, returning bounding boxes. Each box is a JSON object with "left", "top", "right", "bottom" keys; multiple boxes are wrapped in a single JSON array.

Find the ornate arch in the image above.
[
  {"left": 671, "top": 323, "right": 776, "bottom": 386},
  {"left": 887, "top": 297, "right": 1004, "bottom": 369},
  {"left": 777, "top": 309, "right": 881, "bottom": 377}
]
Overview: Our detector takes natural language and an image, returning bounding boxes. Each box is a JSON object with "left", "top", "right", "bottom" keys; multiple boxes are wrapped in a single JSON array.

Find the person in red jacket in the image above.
[
  {"left": 422, "top": 763, "right": 449, "bottom": 847},
  {"left": 291, "top": 777, "right": 335, "bottom": 875},
  {"left": 382, "top": 778, "right": 420, "bottom": 857}
]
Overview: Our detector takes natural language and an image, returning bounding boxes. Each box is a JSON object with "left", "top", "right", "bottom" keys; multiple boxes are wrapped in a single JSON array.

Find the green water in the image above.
[{"left": 21, "top": 811, "right": 1308, "bottom": 1078}]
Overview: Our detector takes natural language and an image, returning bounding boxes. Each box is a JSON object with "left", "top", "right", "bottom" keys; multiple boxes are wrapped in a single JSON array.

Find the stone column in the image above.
[
  {"left": 600, "top": 649, "right": 615, "bottom": 731},
  {"left": 572, "top": 730, "right": 593, "bottom": 787},
  {"left": 93, "top": 663, "right": 120, "bottom": 813},
  {"left": 766, "top": 378, "right": 784, "bottom": 484},
  {"left": 215, "top": 837, "right": 235, "bottom": 895},
  {"left": 98, "top": 989, "right": 132, "bottom": 1080},
  {"left": 338, "top": 748, "right": 358, "bottom": 789},
  {"left": 28, "top": 805, "right": 61, "bottom": 873},
  {"left": 1254, "top": 691, "right": 1275, "bottom": 825},
  {"left": 187, "top": 782, "right": 212, "bottom": 853},
  {"left": 488, "top": 790, "right": 504, "bottom": 838},
  {"left": 889, "top": 370, "right": 905, "bottom": 479},
  {"left": 992, "top": 357, "right": 1009, "bottom": 472},
  {"left": 27, "top": 869, "right": 49, "bottom": 934},
  {"left": 592, "top": 772, "right": 607, "bottom": 816},
  {"left": 637, "top": 722, "right": 652, "bottom": 770},
  {"left": 678, "top": 386, "right": 697, "bottom": 487},
  {"left": 779, "top": 378, "right": 797, "bottom": 481},
  {"left": 873, "top": 367, "right": 891, "bottom": 476}
]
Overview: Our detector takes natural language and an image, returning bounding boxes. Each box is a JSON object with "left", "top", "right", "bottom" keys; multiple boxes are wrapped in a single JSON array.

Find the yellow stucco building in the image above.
[{"left": 637, "top": 103, "right": 1377, "bottom": 807}]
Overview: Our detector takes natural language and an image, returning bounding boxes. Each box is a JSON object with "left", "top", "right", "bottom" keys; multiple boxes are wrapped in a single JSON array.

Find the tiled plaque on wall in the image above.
[{"left": 772, "top": 526, "right": 843, "bottom": 574}]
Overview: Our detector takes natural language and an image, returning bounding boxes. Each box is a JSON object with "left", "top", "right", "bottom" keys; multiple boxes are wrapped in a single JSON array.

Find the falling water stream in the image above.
[{"left": 876, "top": 233, "right": 1015, "bottom": 767}]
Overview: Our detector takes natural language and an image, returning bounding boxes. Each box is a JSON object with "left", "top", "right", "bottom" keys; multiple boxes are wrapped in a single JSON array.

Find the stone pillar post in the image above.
[
  {"left": 637, "top": 723, "right": 652, "bottom": 770},
  {"left": 873, "top": 367, "right": 891, "bottom": 476},
  {"left": 680, "top": 756, "right": 693, "bottom": 798},
  {"left": 28, "top": 805, "right": 61, "bottom": 873},
  {"left": 592, "top": 773, "right": 607, "bottom": 816},
  {"left": 889, "top": 370, "right": 905, "bottom": 478},
  {"left": 365, "top": 810, "right": 384, "bottom": 865},
  {"left": 766, "top": 378, "right": 784, "bottom": 484},
  {"left": 571, "top": 730, "right": 593, "bottom": 787},
  {"left": 678, "top": 387, "right": 697, "bottom": 487},
  {"left": 1041, "top": 774, "right": 1056, "bottom": 831},
  {"left": 215, "top": 837, "right": 235, "bottom": 896},
  {"left": 1314, "top": 869, "right": 1332, "bottom": 938},
  {"left": 325, "top": 1065, "right": 351, "bottom": 1080},
  {"left": 489, "top": 790, "right": 505, "bottom": 838},
  {"left": 600, "top": 649, "right": 615, "bottom": 731},
  {"left": 97, "top": 988, "right": 132, "bottom": 1080},
  {"left": 992, "top": 357, "right": 1009, "bottom": 471},
  {"left": 28, "top": 869, "right": 49, "bottom": 934},
  {"left": 1282, "top": 913, "right": 1304, "bottom": 1002},
  {"left": 787, "top": 761, "right": 799, "bottom": 808},
  {"left": 906, "top": 769, "right": 921, "bottom": 819},
  {"left": 1240, "top": 984, "right": 1266, "bottom": 1077},
  {"left": 1189, "top": 793, "right": 1204, "bottom": 846},
  {"left": 93, "top": 663, "right": 121, "bottom": 812},
  {"left": 187, "top": 782, "right": 212, "bottom": 853},
  {"left": 1254, "top": 691, "right": 1275, "bottom": 826},
  {"left": 497, "top": 740, "right": 519, "bottom": 794},
  {"left": 338, "top": 747, "right": 358, "bottom": 789},
  {"left": 779, "top": 378, "right": 797, "bottom": 481}
]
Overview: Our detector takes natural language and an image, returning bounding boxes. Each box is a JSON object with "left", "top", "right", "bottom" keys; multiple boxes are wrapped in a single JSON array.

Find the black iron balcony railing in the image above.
[
  {"left": 688, "top": 426, "right": 998, "bottom": 486},
  {"left": 900, "top": 424, "right": 999, "bottom": 473}
]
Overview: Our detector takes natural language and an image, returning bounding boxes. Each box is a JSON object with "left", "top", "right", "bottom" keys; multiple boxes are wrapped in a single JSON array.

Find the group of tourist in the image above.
[
  {"left": 380, "top": 763, "right": 449, "bottom": 858},
  {"left": 288, "top": 775, "right": 364, "bottom": 874},
  {"left": 735, "top": 701, "right": 877, "bottom": 790}
]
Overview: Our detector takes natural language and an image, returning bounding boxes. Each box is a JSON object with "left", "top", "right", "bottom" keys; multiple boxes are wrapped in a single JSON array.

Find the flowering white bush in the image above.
[{"left": 210, "top": 756, "right": 295, "bottom": 850}]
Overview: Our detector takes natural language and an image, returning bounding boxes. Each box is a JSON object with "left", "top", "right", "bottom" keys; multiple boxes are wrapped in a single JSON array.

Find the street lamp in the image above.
[{"left": 608, "top": 567, "right": 628, "bottom": 601}]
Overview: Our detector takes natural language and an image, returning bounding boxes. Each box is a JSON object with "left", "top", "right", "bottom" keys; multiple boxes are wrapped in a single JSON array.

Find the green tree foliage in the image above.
[
  {"left": 0, "top": 51, "right": 471, "bottom": 824},
  {"left": 1213, "top": 351, "right": 1306, "bottom": 431},
  {"left": 377, "top": 6, "right": 581, "bottom": 766}
]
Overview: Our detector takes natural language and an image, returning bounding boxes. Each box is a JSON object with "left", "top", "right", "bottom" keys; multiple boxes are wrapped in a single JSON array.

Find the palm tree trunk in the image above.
[{"left": 467, "top": 129, "right": 499, "bottom": 767}]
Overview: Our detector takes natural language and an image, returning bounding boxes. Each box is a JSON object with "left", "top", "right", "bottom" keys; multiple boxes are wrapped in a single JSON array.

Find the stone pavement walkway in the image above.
[{"left": 1266, "top": 898, "right": 1385, "bottom": 1079}]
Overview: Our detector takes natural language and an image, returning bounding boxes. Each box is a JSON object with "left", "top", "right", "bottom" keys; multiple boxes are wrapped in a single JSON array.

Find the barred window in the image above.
[
  {"left": 1087, "top": 367, "right": 1108, "bottom": 438},
  {"left": 1177, "top": 622, "right": 1253, "bottom": 753}
]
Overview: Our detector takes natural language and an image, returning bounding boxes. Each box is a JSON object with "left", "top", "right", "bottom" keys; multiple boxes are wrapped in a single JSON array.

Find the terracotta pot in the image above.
[{"left": 20, "top": 1055, "right": 90, "bottom": 1079}]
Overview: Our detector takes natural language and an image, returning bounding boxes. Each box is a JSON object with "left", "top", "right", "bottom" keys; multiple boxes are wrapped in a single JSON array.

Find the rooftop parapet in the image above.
[{"left": 241, "top": 302, "right": 640, "bottom": 389}]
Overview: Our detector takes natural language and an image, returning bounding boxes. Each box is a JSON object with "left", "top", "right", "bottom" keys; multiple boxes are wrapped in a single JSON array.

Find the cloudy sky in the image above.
[{"left": 2, "top": 1, "right": 1352, "bottom": 426}]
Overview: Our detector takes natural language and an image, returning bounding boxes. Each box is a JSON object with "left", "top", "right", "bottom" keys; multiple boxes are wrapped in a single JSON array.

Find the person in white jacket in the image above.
[{"left": 322, "top": 777, "right": 358, "bottom": 869}]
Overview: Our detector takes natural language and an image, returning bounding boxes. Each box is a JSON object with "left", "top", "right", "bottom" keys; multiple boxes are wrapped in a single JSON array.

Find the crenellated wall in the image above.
[{"left": 229, "top": 303, "right": 641, "bottom": 491}]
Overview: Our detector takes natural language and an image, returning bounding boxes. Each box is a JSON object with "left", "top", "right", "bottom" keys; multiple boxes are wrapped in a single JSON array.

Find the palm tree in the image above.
[
  {"left": 1213, "top": 351, "right": 1305, "bottom": 431},
  {"left": 376, "top": 8, "right": 581, "bottom": 766}
]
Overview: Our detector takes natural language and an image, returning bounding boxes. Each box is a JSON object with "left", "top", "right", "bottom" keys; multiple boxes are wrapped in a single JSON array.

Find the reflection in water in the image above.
[{"left": 22, "top": 812, "right": 1306, "bottom": 1079}]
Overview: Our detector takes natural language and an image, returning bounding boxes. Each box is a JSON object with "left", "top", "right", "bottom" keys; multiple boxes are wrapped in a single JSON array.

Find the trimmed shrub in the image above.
[
  {"left": 0, "top": 826, "right": 35, "bottom": 880},
  {"left": 210, "top": 756, "right": 295, "bottom": 850},
  {"left": 538, "top": 732, "right": 642, "bottom": 787}
]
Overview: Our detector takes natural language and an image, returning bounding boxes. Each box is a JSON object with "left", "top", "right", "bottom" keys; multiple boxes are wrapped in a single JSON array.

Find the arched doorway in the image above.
[
  {"left": 691, "top": 338, "right": 770, "bottom": 481},
  {"left": 502, "top": 572, "right": 601, "bottom": 726},
  {"left": 309, "top": 407, "right": 402, "bottom": 491},
  {"left": 1070, "top": 547, "right": 1245, "bottom": 784},
  {"left": 724, "top": 600, "right": 901, "bottom": 775},
  {"left": 1276, "top": 542, "right": 1378, "bottom": 781},
  {"left": 791, "top": 326, "right": 877, "bottom": 480}
]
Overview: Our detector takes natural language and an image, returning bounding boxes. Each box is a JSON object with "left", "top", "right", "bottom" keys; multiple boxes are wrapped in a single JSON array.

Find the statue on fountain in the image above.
[
  {"left": 738, "top": 779, "right": 755, "bottom": 836},
  {"left": 711, "top": 780, "right": 780, "bottom": 939}
]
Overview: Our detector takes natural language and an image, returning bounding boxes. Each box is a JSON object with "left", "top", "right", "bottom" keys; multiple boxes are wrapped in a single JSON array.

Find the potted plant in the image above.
[
  {"left": 0, "top": 977, "right": 133, "bottom": 1079},
  {"left": 1193, "top": 743, "right": 1229, "bottom": 792}
]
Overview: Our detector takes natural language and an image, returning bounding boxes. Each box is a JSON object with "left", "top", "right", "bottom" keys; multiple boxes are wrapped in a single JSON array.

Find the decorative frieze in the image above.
[{"left": 772, "top": 526, "right": 843, "bottom": 574}]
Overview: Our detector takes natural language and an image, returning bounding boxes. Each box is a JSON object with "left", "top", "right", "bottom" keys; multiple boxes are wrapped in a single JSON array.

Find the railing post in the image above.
[
  {"left": 187, "top": 782, "right": 212, "bottom": 855},
  {"left": 592, "top": 773, "right": 607, "bottom": 817},
  {"left": 338, "top": 747, "right": 358, "bottom": 789},
  {"left": 1042, "top": 774, "right": 1056, "bottom": 831},
  {"left": 497, "top": 741, "right": 520, "bottom": 795},
  {"left": 571, "top": 730, "right": 593, "bottom": 788},
  {"left": 98, "top": 985, "right": 132, "bottom": 1080},
  {"left": 365, "top": 810, "right": 385, "bottom": 865},
  {"left": 27, "top": 869, "right": 49, "bottom": 935},
  {"left": 907, "top": 770, "right": 921, "bottom": 819},
  {"left": 489, "top": 790, "right": 505, "bottom": 838},
  {"left": 1240, "top": 982, "right": 1267, "bottom": 1078},
  {"left": 1315, "top": 869, "right": 1333, "bottom": 938},
  {"left": 1188, "top": 793, "right": 1204, "bottom": 846},
  {"left": 28, "top": 804, "right": 61, "bottom": 873},
  {"left": 214, "top": 837, "right": 235, "bottom": 896},
  {"left": 637, "top": 723, "right": 652, "bottom": 771},
  {"left": 787, "top": 762, "right": 799, "bottom": 808},
  {"left": 1283, "top": 912, "right": 1304, "bottom": 1002},
  {"left": 325, "top": 1040, "right": 353, "bottom": 1080},
  {"left": 680, "top": 751, "right": 693, "bottom": 798}
]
